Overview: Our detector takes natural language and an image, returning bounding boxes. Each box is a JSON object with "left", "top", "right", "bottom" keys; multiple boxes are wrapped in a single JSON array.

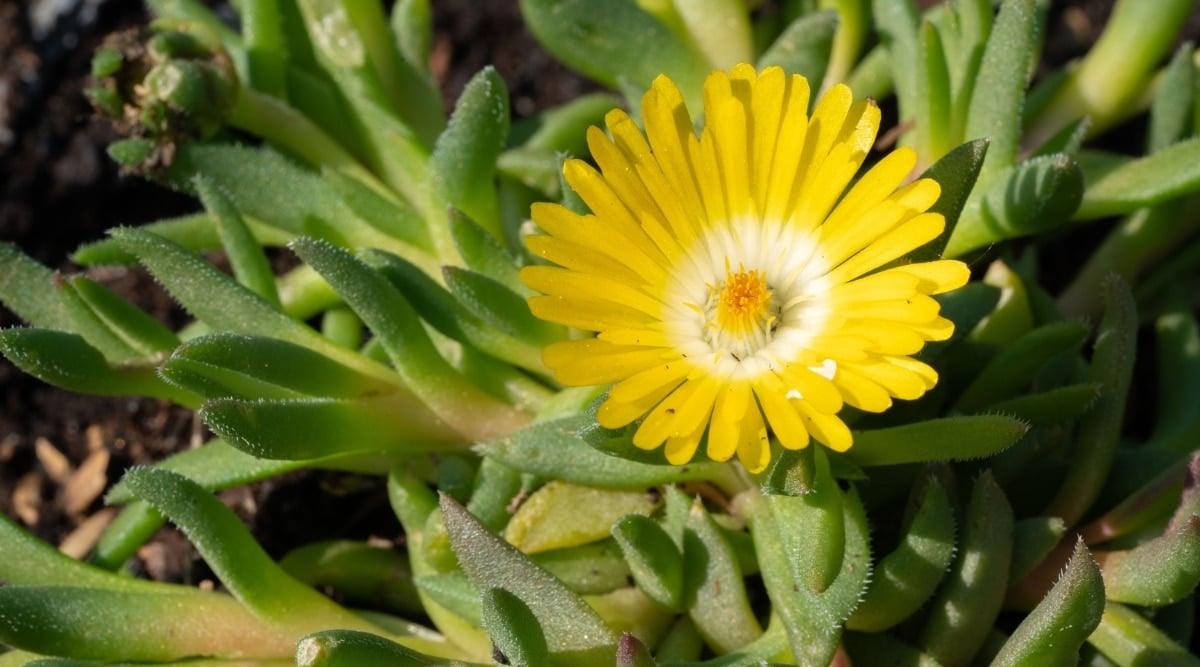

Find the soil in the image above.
[{"left": 0, "top": 0, "right": 1190, "bottom": 587}]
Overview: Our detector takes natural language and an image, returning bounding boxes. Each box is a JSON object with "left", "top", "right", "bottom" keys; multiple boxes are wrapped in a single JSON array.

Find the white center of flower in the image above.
[{"left": 663, "top": 220, "right": 833, "bottom": 379}]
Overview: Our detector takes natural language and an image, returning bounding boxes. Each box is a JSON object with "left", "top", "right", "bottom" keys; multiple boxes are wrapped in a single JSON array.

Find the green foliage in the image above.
[{"left": 2, "top": 0, "right": 1200, "bottom": 665}]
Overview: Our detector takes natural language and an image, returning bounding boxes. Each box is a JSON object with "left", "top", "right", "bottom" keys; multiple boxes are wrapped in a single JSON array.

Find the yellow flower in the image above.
[{"left": 520, "top": 64, "right": 969, "bottom": 473}]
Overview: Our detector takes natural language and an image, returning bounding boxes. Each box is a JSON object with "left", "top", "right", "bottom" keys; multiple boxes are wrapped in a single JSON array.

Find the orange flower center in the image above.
[{"left": 717, "top": 268, "right": 774, "bottom": 336}]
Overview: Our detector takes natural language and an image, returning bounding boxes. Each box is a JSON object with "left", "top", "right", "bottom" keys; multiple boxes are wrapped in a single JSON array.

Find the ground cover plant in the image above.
[{"left": 3, "top": 0, "right": 1200, "bottom": 665}]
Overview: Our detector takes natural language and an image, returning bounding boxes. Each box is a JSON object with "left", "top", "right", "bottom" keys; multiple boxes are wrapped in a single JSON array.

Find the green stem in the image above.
[
  {"left": 240, "top": 0, "right": 288, "bottom": 97},
  {"left": 230, "top": 88, "right": 387, "bottom": 195},
  {"left": 1026, "top": 0, "right": 1192, "bottom": 144},
  {"left": 1059, "top": 199, "right": 1198, "bottom": 319}
]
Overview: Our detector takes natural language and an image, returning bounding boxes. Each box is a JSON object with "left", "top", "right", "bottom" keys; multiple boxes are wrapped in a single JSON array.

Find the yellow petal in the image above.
[
  {"left": 842, "top": 357, "right": 930, "bottom": 400},
  {"left": 597, "top": 363, "right": 688, "bottom": 429},
  {"left": 750, "top": 67, "right": 787, "bottom": 212},
  {"left": 827, "top": 212, "right": 946, "bottom": 285},
  {"left": 833, "top": 320, "right": 927, "bottom": 355},
  {"left": 642, "top": 77, "right": 705, "bottom": 235},
  {"left": 763, "top": 75, "right": 811, "bottom": 222},
  {"left": 707, "top": 381, "right": 752, "bottom": 462},
  {"left": 633, "top": 376, "right": 719, "bottom": 451},
  {"left": 909, "top": 316, "right": 956, "bottom": 342},
  {"left": 894, "top": 260, "right": 971, "bottom": 294},
  {"left": 521, "top": 266, "right": 662, "bottom": 317},
  {"left": 694, "top": 125, "right": 728, "bottom": 229},
  {"left": 530, "top": 203, "right": 666, "bottom": 285},
  {"left": 544, "top": 339, "right": 667, "bottom": 385},
  {"left": 800, "top": 83, "right": 853, "bottom": 183},
  {"left": 826, "top": 270, "right": 921, "bottom": 303},
  {"left": 835, "top": 294, "right": 941, "bottom": 325},
  {"left": 735, "top": 404, "right": 772, "bottom": 473},
  {"left": 796, "top": 401, "right": 853, "bottom": 452},
  {"left": 597, "top": 328, "right": 673, "bottom": 347},
  {"left": 822, "top": 147, "right": 918, "bottom": 235},
  {"left": 665, "top": 428, "right": 706, "bottom": 466},
  {"left": 527, "top": 295, "right": 653, "bottom": 332},
  {"left": 524, "top": 235, "right": 644, "bottom": 286},
  {"left": 609, "top": 361, "right": 691, "bottom": 404},
  {"left": 887, "top": 356, "right": 938, "bottom": 390},
  {"left": 708, "top": 94, "right": 754, "bottom": 220},
  {"left": 753, "top": 373, "right": 811, "bottom": 451},
  {"left": 831, "top": 365, "right": 893, "bottom": 412},
  {"left": 776, "top": 363, "right": 843, "bottom": 414}
]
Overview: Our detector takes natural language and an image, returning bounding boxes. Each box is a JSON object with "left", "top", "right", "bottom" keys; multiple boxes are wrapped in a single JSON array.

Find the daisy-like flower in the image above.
[{"left": 520, "top": 64, "right": 970, "bottom": 473}]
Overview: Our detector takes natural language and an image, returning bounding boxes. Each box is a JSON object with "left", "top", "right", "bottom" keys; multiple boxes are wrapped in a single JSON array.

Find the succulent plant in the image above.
[{"left": 2, "top": 0, "right": 1200, "bottom": 665}]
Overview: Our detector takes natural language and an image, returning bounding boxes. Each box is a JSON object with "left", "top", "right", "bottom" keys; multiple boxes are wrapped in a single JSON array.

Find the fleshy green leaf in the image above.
[
  {"left": 160, "top": 333, "right": 399, "bottom": 400},
  {"left": 279, "top": 540, "right": 421, "bottom": 615},
  {"left": 290, "top": 237, "right": 528, "bottom": 442},
  {"left": 323, "top": 167, "right": 433, "bottom": 253},
  {"left": 391, "top": 0, "right": 434, "bottom": 80},
  {"left": 912, "top": 138, "right": 989, "bottom": 262},
  {"left": 612, "top": 514, "right": 685, "bottom": 612},
  {"left": 168, "top": 144, "right": 390, "bottom": 250},
  {"left": 1088, "top": 602, "right": 1200, "bottom": 667},
  {"left": 844, "top": 632, "right": 944, "bottom": 667},
  {"left": 111, "top": 228, "right": 314, "bottom": 342},
  {"left": 871, "top": 0, "right": 920, "bottom": 127},
  {"left": 514, "top": 92, "right": 618, "bottom": 155},
  {"left": 1151, "top": 303, "right": 1200, "bottom": 447},
  {"left": 295, "top": 629, "right": 447, "bottom": 666},
  {"left": 413, "top": 573, "right": 482, "bottom": 626},
  {"left": 477, "top": 410, "right": 738, "bottom": 491},
  {"left": 481, "top": 588, "right": 551, "bottom": 667},
  {"left": 0, "top": 243, "right": 69, "bottom": 330},
  {"left": 60, "top": 275, "right": 180, "bottom": 358},
  {"left": 448, "top": 210, "right": 525, "bottom": 293},
  {"left": 194, "top": 174, "right": 281, "bottom": 307},
  {"left": 386, "top": 472, "right": 493, "bottom": 661},
  {"left": 440, "top": 494, "right": 618, "bottom": 665},
  {"left": 1097, "top": 516, "right": 1200, "bottom": 607},
  {"left": 533, "top": 540, "right": 633, "bottom": 595},
  {"left": 985, "top": 383, "right": 1101, "bottom": 427},
  {"left": 519, "top": 0, "right": 708, "bottom": 110},
  {"left": 200, "top": 394, "right": 456, "bottom": 461},
  {"left": 750, "top": 486, "right": 871, "bottom": 666},
  {"left": 504, "top": 481, "right": 659, "bottom": 554},
  {"left": 1045, "top": 277, "right": 1137, "bottom": 527},
  {"left": 919, "top": 471, "right": 1013, "bottom": 666},
  {"left": 122, "top": 468, "right": 372, "bottom": 630},
  {"left": 364, "top": 248, "right": 547, "bottom": 374},
  {"left": 1076, "top": 136, "right": 1200, "bottom": 220},
  {"left": 0, "top": 586, "right": 294, "bottom": 662},
  {"left": 683, "top": 499, "right": 762, "bottom": 654},
  {"left": 915, "top": 20, "right": 952, "bottom": 162},
  {"left": 847, "top": 480, "right": 955, "bottom": 631},
  {"left": 0, "top": 328, "right": 193, "bottom": 404},
  {"left": 429, "top": 67, "right": 510, "bottom": 241},
  {"left": 442, "top": 266, "right": 557, "bottom": 344},
  {"left": 946, "top": 153, "right": 1084, "bottom": 257},
  {"left": 1010, "top": 516, "right": 1068, "bottom": 580},
  {"left": 672, "top": 0, "right": 752, "bottom": 69},
  {"left": 963, "top": 0, "right": 1038, "bottom": 188},
  {"left": 953, "top": 320, "right": 1089, "bottom": 413},
  {"left": 845, "top": 415, "right": 1029, "bottom": 466},
  {"left": 464, "top": 457, "right": 523, "bottom": 533},
  {"left": 756, "top": 10, "right": 837, "bottom": 88},
  {"left": 105, "top": 439, "right": 305, "bottom": 505},
  {"left": 1148, "top": 42, "right": 1196, "bottom": 154}
]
